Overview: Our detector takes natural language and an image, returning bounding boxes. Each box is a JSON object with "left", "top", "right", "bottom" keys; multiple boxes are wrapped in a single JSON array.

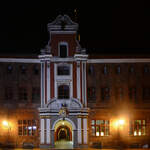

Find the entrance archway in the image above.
[{"left": 53, "top": 119, "right": 75, "bottom": 149}]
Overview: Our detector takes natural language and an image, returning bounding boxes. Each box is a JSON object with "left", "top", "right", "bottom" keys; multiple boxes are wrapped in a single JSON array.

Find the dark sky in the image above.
[{"left": 0, "top": 1, "right": 150, "bottom": 54}]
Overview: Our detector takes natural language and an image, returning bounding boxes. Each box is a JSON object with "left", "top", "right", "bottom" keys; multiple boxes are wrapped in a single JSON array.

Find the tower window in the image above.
[
  {"left": 59, "top": 44, "right": 68, "bottom": 58},
  {"left": 58, "top": 85, "right": 69, "bottom": 99}
]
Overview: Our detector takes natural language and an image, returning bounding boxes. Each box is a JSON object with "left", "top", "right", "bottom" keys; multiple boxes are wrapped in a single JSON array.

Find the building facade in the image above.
[{"left": 0, "top": 15, "right": 150, "bottom": 148}]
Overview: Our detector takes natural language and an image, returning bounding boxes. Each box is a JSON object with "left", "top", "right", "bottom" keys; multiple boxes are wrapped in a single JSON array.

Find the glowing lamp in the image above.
[
  {"left": 2, "top": 121, "right": 8, "bottom": 127},
  {"left": 118, "top": 119, "right": 125, "bottom": 125},
  {"left": 139, "top": 131, "right": 141, "bottom": 136}
]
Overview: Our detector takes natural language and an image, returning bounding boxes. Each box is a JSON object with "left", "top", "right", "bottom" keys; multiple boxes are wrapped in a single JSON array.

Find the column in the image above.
[
  {"left": 40, "top": 118, "right": 45, "bottom": 144},
  {"left": 77, "top": 118, "right": 82, "bottom": 144},
  {"left": 47, "top": 61, "right": 51, "bottom": 102},
  {"left": 83, "top": 118, "right": 88, "bottom": 144},
  {"left": 82, "top": 62, "right": 87, "bottom": 107},
  {"left": 41, "top": 62, "right": 45, "bottom": 107},
  {"left": 46, "top": 118, "right": 51, "bottom": 144},
  {"left": 77, "top": 61, "right": 81, "bottom": 100}
]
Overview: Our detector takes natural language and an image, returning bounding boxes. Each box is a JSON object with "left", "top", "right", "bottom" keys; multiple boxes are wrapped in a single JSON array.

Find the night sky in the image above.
[{"left": 0, "top": 1, "right": 150, "bottom": 55}]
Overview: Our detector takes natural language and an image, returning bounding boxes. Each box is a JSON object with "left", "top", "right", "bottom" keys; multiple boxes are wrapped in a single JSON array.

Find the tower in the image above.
[{"left": 38, "top": 15, "right": 88, "bottom": 148}]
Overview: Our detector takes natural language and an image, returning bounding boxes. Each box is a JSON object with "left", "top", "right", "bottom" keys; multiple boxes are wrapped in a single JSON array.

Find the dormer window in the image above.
[
  {"left": 57, "top": 66, "right": 70, "bottom": 75},
  {"left": 59, "top": 42, "right": 68, "bottom": 58}
]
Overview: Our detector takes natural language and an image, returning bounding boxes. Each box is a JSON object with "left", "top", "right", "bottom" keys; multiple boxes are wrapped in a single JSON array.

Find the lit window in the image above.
[
  {"left": 59, "top": 44, "right": 68, "bottom": 58},
  {"left": 91, "top": 119, "right": 109, "bottom": 136},
  {"left": 58, "top": 85, "right": 69, "bottom": 99},
  {"left": 129, "top": 120, "right": 146, "bottom": 136},
  {"left": 18, "top": 119, "right": 37, "bottom": 136},
  {"left": 57, "top": 66, "right": 70, "bottom": 75}
]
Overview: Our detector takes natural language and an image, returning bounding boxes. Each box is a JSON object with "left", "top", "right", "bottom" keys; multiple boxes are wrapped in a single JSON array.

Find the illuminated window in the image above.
[
  {"left": 58, "top": 85, "right": 69, "bottom": 99},
  {"left": 59, "top": 43, "right": 68, "bottom": 58},
  {"left": 101, "top": 87, "right": 110, "bottom": 101},
  {"left": 129, "top": 120, "right": 146, "bottom": 136},
  {"left": 57, "top": 66, "right": 70, "bottom": 75},
  {"left": 91, "top": 119, "right": 109, "bottom": 136},
  {"left": 18, "top": 119, "right": 37, "bottom": 136}
]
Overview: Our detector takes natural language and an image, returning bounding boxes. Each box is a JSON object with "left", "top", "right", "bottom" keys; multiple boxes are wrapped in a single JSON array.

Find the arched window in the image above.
[
  {"left": 58, "top": 85, "right": 69, "bottom": 99},
  {"left": 59, "top": 42, "right": 68, "bottom": 58}
]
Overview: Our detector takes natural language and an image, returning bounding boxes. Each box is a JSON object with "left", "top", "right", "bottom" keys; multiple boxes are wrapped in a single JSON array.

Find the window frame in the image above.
[{"left": 58, "top": 42, "right": 68, "bottom": 58}]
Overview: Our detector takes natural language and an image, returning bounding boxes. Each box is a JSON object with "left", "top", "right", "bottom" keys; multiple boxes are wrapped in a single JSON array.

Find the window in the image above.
[
  {"left": 5, "top": 87, "right": 13, "bottom": 101},
  {"left": 116, "top": 87, "right": 123, "bottom": 100},
  {"left": 7, "top": 65, "right": 13, "bottom": 73},
  {"left": 59, "top": 44, "right": 67, "bottom": 58},
  {"left": 88, "top": 65, "right": 95, "bottom": 75},
  {"left": 32, "top": 87, "right": 40, "bottom": 103},
  {"left": 101, "top": 87, "right": 110, "bottom": 101},
  {"left": 18, "top": 119, "right": 37, "bottom": 136},
  {"left": 91, "top": 119, "right": 109, "bottom": 136},
  {"left": 20, "top": 65, "right": 27, "bottom": 74},
  {"left": 103, "top": 65, "right": 108, "bottom": 75},
  {"left": 116, "top": 66, "right": 121, "bottom": 74},
  {"left": 129, "top": 120, "right": 146, "bottom": 136},
  {"left": 143, "top": 87, "right": 150, "bottom": 100},
  {"left": 129, "top": 66, "right": 135, "bottom": 73},
  {"left": 33, "top": 65, "right": 39, "bottom": 75},
  {"left": 19, "top": 88, "right": 27, "bottom": 101},
  {"left": 143, "top": 65, "right": 149, "bottom": 73},
  {"left": 58, "top": 85, "right": 69, "bottom": 99},
  {"left": 57, "top": 66, "right": 70, "bottom": 75},
  {"left": 87, "top": 87, "right": 96, "bottom": 100},
  {"left": 129, "top": 87, "right": 136, "bottom": 101}
]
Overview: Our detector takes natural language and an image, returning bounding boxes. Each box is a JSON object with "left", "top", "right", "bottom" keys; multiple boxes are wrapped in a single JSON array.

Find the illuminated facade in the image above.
[{"left": 0, "top": 15, "right": 150, "bottom": 148}]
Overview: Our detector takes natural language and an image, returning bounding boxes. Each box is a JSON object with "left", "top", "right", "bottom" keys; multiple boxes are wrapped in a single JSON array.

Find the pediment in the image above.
[
  {"left": 48, "top": 15, "right": 78, "bottom": 31},
  {"left": 46, "top": 98, "right": 83, "bottom": 110}
]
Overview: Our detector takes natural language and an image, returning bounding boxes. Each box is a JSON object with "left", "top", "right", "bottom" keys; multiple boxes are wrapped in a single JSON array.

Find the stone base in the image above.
[{"left": 39, "top": 144, "right": 51, "bottom": 148}]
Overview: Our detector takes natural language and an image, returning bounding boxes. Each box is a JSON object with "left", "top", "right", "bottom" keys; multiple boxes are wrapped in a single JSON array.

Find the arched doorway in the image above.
[{"left": 54, "top": 119, "right": 74, "bottom": 149}]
